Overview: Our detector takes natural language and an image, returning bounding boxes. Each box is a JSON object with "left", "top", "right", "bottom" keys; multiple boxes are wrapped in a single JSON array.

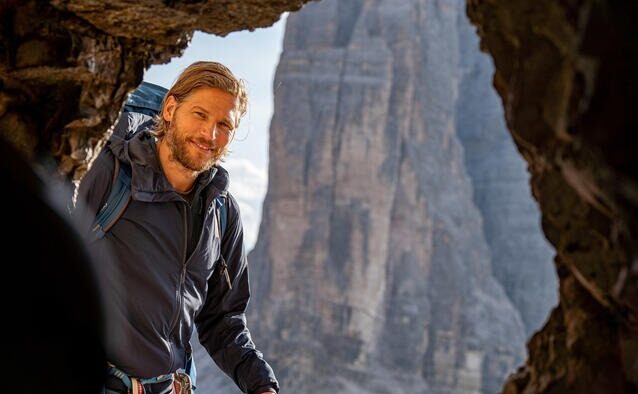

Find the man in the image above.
[{"left": 77, "top": 62, "right": 278, "bottom": 394}]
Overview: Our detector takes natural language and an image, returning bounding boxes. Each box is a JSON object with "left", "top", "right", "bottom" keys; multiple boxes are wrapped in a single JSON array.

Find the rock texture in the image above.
[
  {"left": 467, "top": 0, "right": 638, "bottom": 393},
  {"left": 243, "top": 1, "right": 556, "bottom": 392},
  {"left": 455, "top": 14, "right": 557, "bottom": 335},
  {"left": 0, "top": 0, "right": 309, "bottom": 181}
]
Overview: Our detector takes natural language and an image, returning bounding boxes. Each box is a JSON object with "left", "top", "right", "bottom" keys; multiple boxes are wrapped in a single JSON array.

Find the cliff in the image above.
[{"left": 241, "top": 1, "right": 556, "bottom": 392}]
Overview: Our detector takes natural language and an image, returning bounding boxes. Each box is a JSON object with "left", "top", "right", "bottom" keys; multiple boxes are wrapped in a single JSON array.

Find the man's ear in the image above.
[{"left": 162, "top": 95, "right": 177, "bottom": 122}]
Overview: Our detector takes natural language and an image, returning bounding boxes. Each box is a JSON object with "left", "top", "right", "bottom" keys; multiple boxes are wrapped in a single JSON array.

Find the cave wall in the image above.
[
  {"left": 467, "top": 0, "right": 638, "bottom": 392},
  {"left": 0, "top": 0, "right": 309, "bottom": 180}
]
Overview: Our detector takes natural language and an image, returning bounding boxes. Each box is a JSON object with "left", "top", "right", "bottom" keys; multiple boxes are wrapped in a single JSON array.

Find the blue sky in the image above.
[{"left": 144, "top": 17, "right": 287, "bottom": 250}]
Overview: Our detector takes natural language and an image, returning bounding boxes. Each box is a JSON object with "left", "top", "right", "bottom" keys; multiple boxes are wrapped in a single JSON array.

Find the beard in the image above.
[{"left": 164, "top": 119, "right": 228, "bottom": 173}]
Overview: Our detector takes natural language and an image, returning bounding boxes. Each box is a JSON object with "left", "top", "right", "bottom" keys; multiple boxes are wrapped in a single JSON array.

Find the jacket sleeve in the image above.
[
  {"left": 195, "top": 194, "right": 279, "bottom": 394},
  {"left": 72, "top": 146, "right": 115, "bottom": 236}
]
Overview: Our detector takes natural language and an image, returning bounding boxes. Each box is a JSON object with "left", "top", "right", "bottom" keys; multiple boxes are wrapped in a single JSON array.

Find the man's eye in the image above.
[
  {"left": 219, "top": 123, "right": 233, "bottom": 134},
  {"left": 195, "top": 112, "right": 206, "bottom": 119}
]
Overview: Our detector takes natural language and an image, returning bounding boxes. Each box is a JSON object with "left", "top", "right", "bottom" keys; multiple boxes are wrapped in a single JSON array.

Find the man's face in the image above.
[{"left": 162, "top": 87, "right": 239, "bottom": 173}]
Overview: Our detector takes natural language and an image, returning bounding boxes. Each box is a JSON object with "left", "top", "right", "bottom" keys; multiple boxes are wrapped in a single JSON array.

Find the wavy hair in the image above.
[{"left": 152, "top": 61, "right": 248, "bottom": 139}]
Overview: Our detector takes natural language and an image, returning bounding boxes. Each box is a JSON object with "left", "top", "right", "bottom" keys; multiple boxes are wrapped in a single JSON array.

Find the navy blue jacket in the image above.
[{"left": 77, "top": 120, "right": 278, "bottom": 394}]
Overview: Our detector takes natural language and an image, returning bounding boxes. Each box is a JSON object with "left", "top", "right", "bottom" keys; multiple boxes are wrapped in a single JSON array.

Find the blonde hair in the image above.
[{"left": 153, "top": 61, "right": 248, "bottom": 138}]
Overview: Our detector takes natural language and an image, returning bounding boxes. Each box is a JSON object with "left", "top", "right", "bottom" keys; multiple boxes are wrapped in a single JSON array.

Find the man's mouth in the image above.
[{"left": 191, "top": 140, "right": 215, "bottom": 152}]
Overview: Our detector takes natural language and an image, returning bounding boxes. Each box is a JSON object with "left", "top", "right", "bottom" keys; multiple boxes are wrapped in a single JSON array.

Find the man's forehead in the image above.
[
  {"left": 183, "top": 87, "right": 238, "bottom": 111},
  {"left": 183, "top": 87, "right": 237, "bottom": 102}
]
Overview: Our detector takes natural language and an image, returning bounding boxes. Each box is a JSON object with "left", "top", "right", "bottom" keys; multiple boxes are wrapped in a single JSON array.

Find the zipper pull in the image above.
[{"left": 220, "top": 258, "right": 233, "bottom": 290}]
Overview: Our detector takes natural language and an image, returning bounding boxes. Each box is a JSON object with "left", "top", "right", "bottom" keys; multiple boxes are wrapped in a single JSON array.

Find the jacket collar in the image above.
[{"left": 107, "top": 130, "right": 229, "bottom": 203}]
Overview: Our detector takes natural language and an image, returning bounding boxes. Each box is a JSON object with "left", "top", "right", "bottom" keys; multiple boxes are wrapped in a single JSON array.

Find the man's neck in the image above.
[{"left": 157, "top": 139, "right": 199, "bottom": 193}]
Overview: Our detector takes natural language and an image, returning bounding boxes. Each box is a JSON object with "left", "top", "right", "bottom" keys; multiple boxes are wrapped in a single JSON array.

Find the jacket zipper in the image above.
[
  {"left": 215, "top": 194, "right": 232, "bottom": 290},
  {"left": 167, "top": 194, "right": 228, "bottom": 368},
  {"left": 167, "top": 203, "right": 189, "bottom": 368}
]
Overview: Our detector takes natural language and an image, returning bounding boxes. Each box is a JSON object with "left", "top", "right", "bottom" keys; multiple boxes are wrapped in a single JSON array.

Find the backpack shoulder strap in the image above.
[
  {"left": 91, "top": 156, "right": 132, "bottom": 240},
  {"left": 215, "top": 194, "right": 229, "bottom": 241}
]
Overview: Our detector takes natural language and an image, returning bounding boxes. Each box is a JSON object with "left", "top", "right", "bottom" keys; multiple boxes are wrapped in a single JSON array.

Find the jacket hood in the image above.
[{"left": 107, "top": 129, "right": 230, "bottom": 203}]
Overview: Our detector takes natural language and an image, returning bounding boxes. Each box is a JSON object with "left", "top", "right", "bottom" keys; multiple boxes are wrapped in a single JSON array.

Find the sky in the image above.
[{"left": 144, "top": 17, "right": 287, "bottom": 250}]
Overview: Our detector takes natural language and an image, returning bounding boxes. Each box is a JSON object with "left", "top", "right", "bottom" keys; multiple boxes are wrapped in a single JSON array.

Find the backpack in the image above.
[{"left": 91, "top": 81, "right": 229, "bottom": 242}]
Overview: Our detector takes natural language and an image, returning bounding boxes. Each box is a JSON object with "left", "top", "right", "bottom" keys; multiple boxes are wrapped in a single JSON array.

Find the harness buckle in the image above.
[{"left": 174, "top": 369, "right": 193, "bottom": 394}]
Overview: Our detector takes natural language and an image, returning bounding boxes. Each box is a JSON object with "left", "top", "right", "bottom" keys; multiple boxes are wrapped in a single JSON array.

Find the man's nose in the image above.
[{"left": 200, "top": 123, "right": 218, "bottom": 140}]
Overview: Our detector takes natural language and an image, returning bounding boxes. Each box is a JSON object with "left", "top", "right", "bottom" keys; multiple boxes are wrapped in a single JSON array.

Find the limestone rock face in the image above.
[
  {"left": 454, "top": 14, "right": 558, "bottom": 336},
  {"left": 467, "top": 0, "right": 638, "bottom": 393},
  {"left": 242, "top": 0, "right": 557, "bottom": 392},
  {"left": 0, "top": 0, "right": 309, "bottom": 180}
]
